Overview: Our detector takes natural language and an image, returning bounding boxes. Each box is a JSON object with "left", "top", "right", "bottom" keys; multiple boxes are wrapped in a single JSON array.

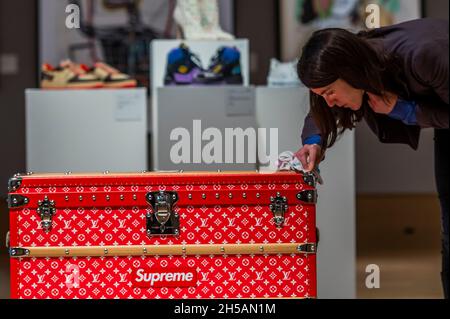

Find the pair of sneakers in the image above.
[
  {"left": 41, "top": 60, "right": 137, "bottom": 89},
  {"left": 164, "top": 44, "right": 243, "bottom": 85}
]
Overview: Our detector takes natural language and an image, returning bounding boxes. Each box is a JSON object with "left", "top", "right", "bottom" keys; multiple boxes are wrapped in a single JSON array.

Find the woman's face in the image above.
[{"left": 310, "top": 79, "right": 364, "bottom": 111}]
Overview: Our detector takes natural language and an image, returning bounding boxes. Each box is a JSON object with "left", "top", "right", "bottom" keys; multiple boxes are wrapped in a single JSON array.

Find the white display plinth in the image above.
[
  {"left": 150, "top": 39, "right": 250, "bottom": 169},
  {"left": 25, "top": 88, "right": 148, "bottom": 173},
  {"left": 155, "top": 86, "right": 257, "bottom": 171},
  {"left": 256, "top": 86, "right": 356, "bottom": 299}
]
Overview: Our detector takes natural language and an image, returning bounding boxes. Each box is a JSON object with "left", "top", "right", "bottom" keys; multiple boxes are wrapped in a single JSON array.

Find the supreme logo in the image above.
[{"left": 132, "top": 267, "right": 197, "bottom": 288}]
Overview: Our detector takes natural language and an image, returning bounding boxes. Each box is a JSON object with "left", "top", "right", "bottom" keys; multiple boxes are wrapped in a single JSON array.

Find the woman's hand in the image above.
[
  {"left": 295, "top": 144, "right": 322, "bottom": 172},
  {"left": 367, "top": 92, "right": 398, "bottom": 114}
]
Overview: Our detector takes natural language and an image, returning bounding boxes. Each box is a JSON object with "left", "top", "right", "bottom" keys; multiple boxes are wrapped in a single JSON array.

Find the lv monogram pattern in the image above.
[{"left": 11, "top": 180, "right": 316, "bottom": 299}]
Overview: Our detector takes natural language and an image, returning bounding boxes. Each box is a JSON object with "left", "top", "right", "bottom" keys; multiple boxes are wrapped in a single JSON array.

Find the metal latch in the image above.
[
  {"left": 302, "top": 173, "right": 316, "bottom": 187},
  {"left": 270, "top": 192, "right": 288, "bottom": 228},
  {"left": 303, "top": 170, "right": 323, "bottom": 186},
  {"left": 296, "top": 243, "right": 316, "bottom": 253},
  {"left": 37, "top": 196, "right": 56, "bottom": 232},
  {"left": 9, "top": 247, "right": 30, "bottom": 257},
  {"left": 7, "top": 194, "right": 29, "bottom": 208},
  {"left": 8, "top": 174, "right": 22, "bottom": 192},
  {"left": 296, "top": 190, "right": 317, "bottom": 203},
  {"left": 146, "top": 191, "right": 179, "bottom": 236}
]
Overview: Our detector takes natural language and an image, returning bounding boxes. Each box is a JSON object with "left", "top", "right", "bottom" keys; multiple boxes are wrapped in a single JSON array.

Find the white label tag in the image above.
[
  {"left": 115, "top": 92, "right": 143, "bottom": 122},
  {"left": 225, "top": 88, "right": 255, "bottom": 116}
]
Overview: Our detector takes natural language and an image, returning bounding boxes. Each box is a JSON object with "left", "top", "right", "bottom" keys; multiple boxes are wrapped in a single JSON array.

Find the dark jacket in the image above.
[{"left": 301, "top": 18, "right": 449, "bottom": 150}]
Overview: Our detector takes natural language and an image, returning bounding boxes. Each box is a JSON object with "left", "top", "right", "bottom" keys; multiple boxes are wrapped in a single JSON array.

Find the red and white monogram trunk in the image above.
[{"left": 8, "top": 171, "right": 318, "bottom": 299}]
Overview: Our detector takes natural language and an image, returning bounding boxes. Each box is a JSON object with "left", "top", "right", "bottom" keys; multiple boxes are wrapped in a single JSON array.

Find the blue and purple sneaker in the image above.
[
  {"left": 164, "top": 44, "right": 204, "bottom": 85},
  {"left": 196, "top": 46, "right": 243, "bottom": 85}
]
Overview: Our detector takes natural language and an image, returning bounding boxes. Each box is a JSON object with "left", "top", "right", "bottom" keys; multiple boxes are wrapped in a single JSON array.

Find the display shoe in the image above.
[
  {"left": 199, "top": 0, "right": 234, "bottom": 40},
  {"left": 267, "top": 58, "right": 302, "bottom": 87},
  {"left": 59, "top": 59, "right": 89, "bottom": 74},
  {"left": 164, "top": 43, "right": 204, "bottom": 85},
  {"left": 174, "top": 0, "right": 217, "bottom": 40},
  {"left": 196, "top": 46, "right": 243, "bottom": 84},
  {"left": 40, "top": 62, "right": 103, "bottom": 90},
  {"left": 90, "top": 62, "right": 137, "bottom": 88}
]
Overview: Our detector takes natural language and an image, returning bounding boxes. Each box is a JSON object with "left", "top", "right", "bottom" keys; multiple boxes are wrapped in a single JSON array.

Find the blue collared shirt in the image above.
[{"left": 387, "top": 98, "right": 418, "bottom": 125}]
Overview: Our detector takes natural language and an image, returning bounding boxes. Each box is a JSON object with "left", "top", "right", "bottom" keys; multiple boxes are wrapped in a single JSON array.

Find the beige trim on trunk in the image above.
[{"left": 10, "top": 243, "right": 316, "bottom": 258}]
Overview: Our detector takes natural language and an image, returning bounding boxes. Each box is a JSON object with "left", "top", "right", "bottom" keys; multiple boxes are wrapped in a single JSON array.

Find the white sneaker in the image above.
[{"left": 267, "top": 58, "right": 302, "bottom": 88}]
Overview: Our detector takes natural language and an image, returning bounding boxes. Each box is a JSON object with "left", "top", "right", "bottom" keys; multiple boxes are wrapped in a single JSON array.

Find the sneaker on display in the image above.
[
  {"left": 89, "top": 62, "right": 137, "bottom": 88},
  {"left": 267, "top": 58, "right": 302, "bottom": 88},
  {"left": 40, "top": 63, "right": 103, "bottom": 90},
  {"left": 59, "top": 59, "right": 90, "bottom": 75},
  {"left": 164, "top": 43, "right": 204, "bottom": 85},
  {"left": 196, "top": 46, "right": 243, "bottom": 85}
]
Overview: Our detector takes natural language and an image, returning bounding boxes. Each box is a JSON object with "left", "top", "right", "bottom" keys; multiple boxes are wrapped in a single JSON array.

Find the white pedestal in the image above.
[
  {"left": 150, "top": 39, "right": 250, "bottom": 168},
  {"left": 25, "top": 89, "right": 148, "bottom": 173},
  {"left": 256, "top": 86, "right": 356, "bottom": 299},
  {"left": 155, "top": 86, "right": 257, "bottom": 171}
]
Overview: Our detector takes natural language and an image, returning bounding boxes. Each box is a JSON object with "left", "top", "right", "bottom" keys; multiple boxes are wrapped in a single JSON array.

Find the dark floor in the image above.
[
  {"left": 357, "top": 250, "right": 442, "bottom": 299},
  {"left": 356, "top": 194, "right": 444, "bottom": 299}
]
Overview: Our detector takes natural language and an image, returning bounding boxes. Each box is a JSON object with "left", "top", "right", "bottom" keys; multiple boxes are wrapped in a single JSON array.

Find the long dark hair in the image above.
[{"left": 297, "top": 28, "right": 410, "bottom": 150}]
